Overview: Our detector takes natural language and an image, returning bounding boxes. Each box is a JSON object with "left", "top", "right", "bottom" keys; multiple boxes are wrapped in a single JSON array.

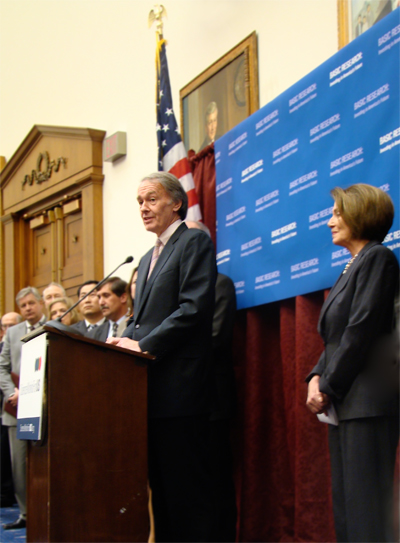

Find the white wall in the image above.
[{"left": 0, "top": 0, "right": 338, "bottom": 280}]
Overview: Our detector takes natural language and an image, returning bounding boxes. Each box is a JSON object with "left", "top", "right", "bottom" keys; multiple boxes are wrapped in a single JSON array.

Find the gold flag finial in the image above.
[{"left": 148, "top": 5, "right": 167, "bottom": 39}]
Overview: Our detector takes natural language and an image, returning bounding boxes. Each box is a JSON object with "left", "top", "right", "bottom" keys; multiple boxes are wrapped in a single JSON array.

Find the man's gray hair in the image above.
[
  {"left": 205, "top": 101, "right": 218, "bottom": 121},
  {"left": 141, "top": 172, "right": 188, "bottom": 220},
  {"left": 16, "top": 286, "right": 41, "bottom": 305}
]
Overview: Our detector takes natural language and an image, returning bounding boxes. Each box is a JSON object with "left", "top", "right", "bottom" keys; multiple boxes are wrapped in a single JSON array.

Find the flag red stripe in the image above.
[
  {"left": 157, "top": 40, "right": 201, "bottom": 219},
  {"left": 186, "top": 188, "right": 199, "bottom": 208},
  {"left": 169, "top": 157, "right": 192, "bottom": 179}
]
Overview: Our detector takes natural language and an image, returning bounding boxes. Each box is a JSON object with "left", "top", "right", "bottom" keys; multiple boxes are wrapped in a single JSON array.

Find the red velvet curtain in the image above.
[
  {"left": 189, "top": 145, "right": 400, "bottom": 542},
  {"left": 188, "top": 144, "right": 337, "bottom": 542}
]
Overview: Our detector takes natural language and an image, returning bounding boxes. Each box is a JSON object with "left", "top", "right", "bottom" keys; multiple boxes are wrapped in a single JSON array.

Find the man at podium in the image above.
[{"left": 108, "top": 172, "right": 217, "bottom": 543}]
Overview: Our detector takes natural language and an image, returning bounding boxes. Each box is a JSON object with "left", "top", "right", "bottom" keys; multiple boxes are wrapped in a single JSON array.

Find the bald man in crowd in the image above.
[
  {"left": 42, "top": 282, "right": 65, "bottom": 311},
  {"left": 0, "top": 313, "right": 22, "bottom": 353}
]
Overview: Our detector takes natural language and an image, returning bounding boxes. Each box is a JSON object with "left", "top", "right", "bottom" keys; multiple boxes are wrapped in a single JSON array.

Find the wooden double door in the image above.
[{"left": 28, "top": 199, "right": 83, "bottom": 299}]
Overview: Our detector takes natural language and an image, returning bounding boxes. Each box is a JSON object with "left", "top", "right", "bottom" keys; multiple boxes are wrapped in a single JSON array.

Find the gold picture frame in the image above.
[
  {"left": 180, "top": 32, "right": 259, "bottom": 154},
  {"left": 338, "top": 0, "right": 397, "bottom": 49}
]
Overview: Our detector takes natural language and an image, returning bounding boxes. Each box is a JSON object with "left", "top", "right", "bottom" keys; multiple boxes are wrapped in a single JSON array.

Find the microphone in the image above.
[{"left": 46, "top": 256, "right": 134, "bottom": 327}]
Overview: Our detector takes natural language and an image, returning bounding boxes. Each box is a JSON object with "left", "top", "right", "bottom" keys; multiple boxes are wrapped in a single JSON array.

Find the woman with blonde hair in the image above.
[{"left": 48, "top": 297, "right": 80, "bottom": 326}]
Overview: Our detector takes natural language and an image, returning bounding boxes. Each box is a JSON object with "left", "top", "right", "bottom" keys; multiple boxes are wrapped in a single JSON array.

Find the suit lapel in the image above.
[
  {"left": 135, "top": 223, "right": 187, "bottom": 321},
  {"left": 318, "top": 241, "right": 378, "bottom": 332}
]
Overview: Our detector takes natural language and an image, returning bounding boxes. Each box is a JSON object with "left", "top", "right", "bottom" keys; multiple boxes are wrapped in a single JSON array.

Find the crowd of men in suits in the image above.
[{"left": 0, "top": 171, "right": 238, "bottom": 542}]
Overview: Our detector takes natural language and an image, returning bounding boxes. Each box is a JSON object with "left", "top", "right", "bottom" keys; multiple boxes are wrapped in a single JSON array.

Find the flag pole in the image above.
[
  {"left": 148, "top": 4, "right": 167, "bottom": 41},
  {"left": 149, "top": 4, "right": 202, "bottom": 222}
]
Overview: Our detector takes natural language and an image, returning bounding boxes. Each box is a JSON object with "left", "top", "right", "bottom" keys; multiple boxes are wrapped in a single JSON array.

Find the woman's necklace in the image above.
[{"left": 342, "top": 253, "right": 358, "bottom": 274}]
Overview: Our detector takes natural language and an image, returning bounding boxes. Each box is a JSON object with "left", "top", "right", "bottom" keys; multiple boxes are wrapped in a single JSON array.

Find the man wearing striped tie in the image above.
[
  {"left": 88, "top": 277, "right": 128, "bottom": 342},
  {"left": 108, "top": 172, "right": 217, "bottom": 542}
]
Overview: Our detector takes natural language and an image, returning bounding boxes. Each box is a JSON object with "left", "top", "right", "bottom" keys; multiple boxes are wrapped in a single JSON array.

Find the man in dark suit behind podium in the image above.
[
  {"left": 108, "top": 172, "right": 216, "bottom": 542},
  {"left": 186, "top": 221, "right": 237, "bottom": 542},
  {"left": 72, "top": 280, "right": 106, "bottom": 335},
  {"left": 88, "top": 277, "right": 128, "bottom": 341}
]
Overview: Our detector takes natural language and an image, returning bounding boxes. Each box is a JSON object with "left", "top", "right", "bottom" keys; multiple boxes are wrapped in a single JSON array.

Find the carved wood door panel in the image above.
[
  {"left": 27, "top": 200, "right": 83, "bottom": 300},
  {"left": 62, "top": 207, "right": 83, "bottom": 297},
  {"left": 29, "top": 218, "right": 52, "bottom": 291}
]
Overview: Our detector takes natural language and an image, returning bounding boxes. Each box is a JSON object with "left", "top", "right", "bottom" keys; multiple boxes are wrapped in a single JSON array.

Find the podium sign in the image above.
[{"left": 17, "top": 333, "right": 47, "bottom": 440}]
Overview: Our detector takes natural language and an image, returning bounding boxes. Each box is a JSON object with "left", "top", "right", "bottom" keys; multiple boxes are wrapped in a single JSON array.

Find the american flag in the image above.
[{"left": 156, "top": 39, "right": 202, "bottom": 221}]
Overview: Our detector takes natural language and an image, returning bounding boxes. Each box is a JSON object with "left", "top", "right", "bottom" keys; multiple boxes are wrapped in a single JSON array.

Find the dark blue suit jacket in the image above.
[
  {"left": 211, "top": 273, "right": 237, "bottom": 420},
  {"left": 71, "top": 320, "right": 89, "bottom": 335},
  {"left": 123, "top": 222, "right": 216, "bottom": 418},
  {"left": 308, "top": 241, "right": 399, "bottom": 420}
]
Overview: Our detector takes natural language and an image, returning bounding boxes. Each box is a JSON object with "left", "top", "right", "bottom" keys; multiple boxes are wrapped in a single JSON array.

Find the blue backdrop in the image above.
[{"left": 215, "top": 9, "right": 400, "bottom": 310}]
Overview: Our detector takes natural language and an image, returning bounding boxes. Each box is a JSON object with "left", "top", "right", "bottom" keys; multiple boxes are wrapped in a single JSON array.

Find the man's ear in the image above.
[
  {"left": 173, "top": 200, "right": 182, "bottom": 213},
  {"left": 120, "top": 292, "right": 128, "bottom": 304}
]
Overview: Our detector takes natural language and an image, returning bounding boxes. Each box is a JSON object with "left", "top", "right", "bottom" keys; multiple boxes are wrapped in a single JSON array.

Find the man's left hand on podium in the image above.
[{"left": 106, "top": 337, "right": 143, "bottom": 353}]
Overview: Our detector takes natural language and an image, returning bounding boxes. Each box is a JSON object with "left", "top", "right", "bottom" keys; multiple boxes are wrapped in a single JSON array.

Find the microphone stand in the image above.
[
  {"left": 21, "top": 256, "right": 134, "bottom": 342},
  {"left": 47, "top": 256, "right": 134, "bottom": 327}
]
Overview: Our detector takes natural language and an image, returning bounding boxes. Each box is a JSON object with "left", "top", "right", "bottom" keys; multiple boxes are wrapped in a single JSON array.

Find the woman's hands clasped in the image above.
[{"left": 306, "top": 375, "right": 331, "bottom": 415}]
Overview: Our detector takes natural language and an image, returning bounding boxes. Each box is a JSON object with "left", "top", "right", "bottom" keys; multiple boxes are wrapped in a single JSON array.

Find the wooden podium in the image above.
[{"left": 26, "top": 326, "right": 150, "bottom": 542}]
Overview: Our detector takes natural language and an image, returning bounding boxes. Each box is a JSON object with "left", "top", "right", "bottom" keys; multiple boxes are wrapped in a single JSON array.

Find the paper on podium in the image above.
[{"left": 317, "top": 404, "right": 339, "bottom": 426}]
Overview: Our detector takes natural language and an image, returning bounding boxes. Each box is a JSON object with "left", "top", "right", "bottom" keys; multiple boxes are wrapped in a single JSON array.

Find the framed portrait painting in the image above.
[
  {"left": 180, "top": 32, "right": 259, "bottom": 154},
  {"left": 338, "top": 0, "right": 399, "bottom": 48}
]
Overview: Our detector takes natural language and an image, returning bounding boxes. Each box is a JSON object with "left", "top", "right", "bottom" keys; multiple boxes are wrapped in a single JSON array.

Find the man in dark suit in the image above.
[
  {"left": 72, "top": 280, "right": 106, "bottom": 336},
  {"left": 87, "top": 277, "right": 128, "bottom": 342},
  {"left": 186, "top": 220, "right": 237, "bottom": 541},
  {"left": 108, "top": 172, "right": 216, "bottom": 542},
  {"left": 0, "top": 288, "right": 46, "bottom": 529}
]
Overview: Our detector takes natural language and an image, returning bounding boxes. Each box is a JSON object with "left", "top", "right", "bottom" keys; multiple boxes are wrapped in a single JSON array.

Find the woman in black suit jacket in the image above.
[{"left": 306, "top": 184, "right": 399, "bottom": 543}]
